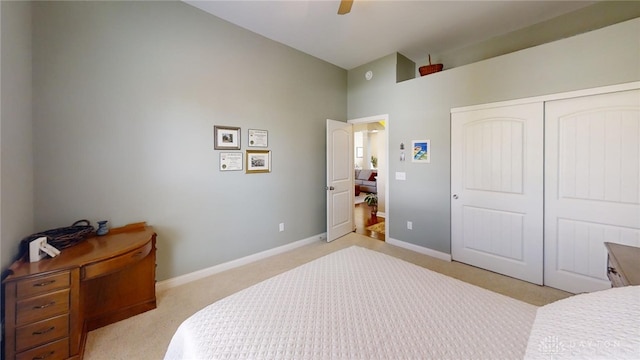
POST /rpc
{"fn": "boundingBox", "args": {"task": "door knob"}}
[326,186,335,191]
[452,194,458,199]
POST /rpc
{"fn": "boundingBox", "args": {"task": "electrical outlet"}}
[279,223,285,232]
[407,221,413,230]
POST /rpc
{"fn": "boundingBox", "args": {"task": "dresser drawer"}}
[16,314,69,352]
[16,289,70,326]
[16,272,70,299]
[82,240,152,280]
[16,337,69,360]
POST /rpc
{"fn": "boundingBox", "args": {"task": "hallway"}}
[354,201,385,241]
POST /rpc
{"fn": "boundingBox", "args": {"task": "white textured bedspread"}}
[164,246,537,359]
[525,285,640,359]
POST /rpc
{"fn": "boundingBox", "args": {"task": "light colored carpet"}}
[366,221,385,233]
[83,232,572,360]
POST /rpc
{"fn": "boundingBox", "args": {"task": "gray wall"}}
[422,1,640,71]
[349,18,640,254]
[348,53,397,118]
[30,1,346,281]
[1,1,34,272]
[2,0,638,283]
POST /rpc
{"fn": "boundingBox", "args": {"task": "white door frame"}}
[348,114,389,240]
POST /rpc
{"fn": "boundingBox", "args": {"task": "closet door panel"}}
[545,89,640,293]
[452,102,544,285]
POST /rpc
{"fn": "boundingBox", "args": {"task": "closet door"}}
[545,89,640,293]
[451,102,544,284]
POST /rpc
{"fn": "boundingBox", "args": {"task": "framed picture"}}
[214,126,241,150]
[219,152,243,171]
[411,139,431,163]
[356,147,363,158]
[246,150,271,173]
[248,129,268,147]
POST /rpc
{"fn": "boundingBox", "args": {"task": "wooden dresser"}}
[3,224,156,360]
[605,242,640,287]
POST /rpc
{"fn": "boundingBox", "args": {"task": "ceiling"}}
[183,0,596,70]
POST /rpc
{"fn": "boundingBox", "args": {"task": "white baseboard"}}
[386,237,452,262]
[156,233,326,292]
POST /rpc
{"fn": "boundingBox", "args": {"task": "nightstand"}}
[605,242,640,287]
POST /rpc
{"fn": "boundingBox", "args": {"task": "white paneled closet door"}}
[451,102,544,285]
[545,89,640,293]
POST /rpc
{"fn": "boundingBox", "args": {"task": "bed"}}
[164,246,639,359]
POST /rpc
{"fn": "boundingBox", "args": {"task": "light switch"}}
[395,172,406,180]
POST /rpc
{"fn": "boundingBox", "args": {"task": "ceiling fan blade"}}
[337,0,353,15]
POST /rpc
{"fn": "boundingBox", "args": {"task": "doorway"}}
[349,115,388,241]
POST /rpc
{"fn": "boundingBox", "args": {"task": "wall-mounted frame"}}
[248,129,268,147]
[411,139,431,163]
[214,126,241,150]
[356,147,363,158]
[219,152,243,171]
[246,150,271,173]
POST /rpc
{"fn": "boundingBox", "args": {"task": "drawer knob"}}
[32,326,55,335]
[33,301,55,310]
[33,280,56,287]
[33,351,55,360]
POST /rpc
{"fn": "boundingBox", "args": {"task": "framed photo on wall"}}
[214,126,241,150]
[248,129,268,147]
[246,150,271,173]
[412,139,431,163]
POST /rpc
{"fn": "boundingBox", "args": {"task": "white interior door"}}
[451,102,544,284]
[545,89,640,293]
[326,119,354,242]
